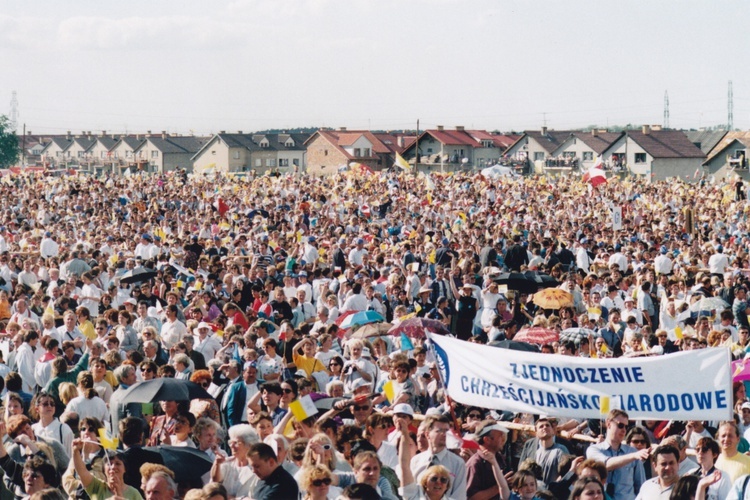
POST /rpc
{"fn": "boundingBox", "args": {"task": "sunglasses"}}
[467,413,482,419]
[428,476,449,484]
[612,422,627,429]
[695,446,712,453]
[80,426,94,432]
[329,362,341,367]
[353,405,370,411]
[282,388,294,394]
[142,368,154,373]
[311,478,332,487]
[37,402,55,408]
[630,439,646,445]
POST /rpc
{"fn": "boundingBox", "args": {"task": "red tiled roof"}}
[312,130,395,159]
[424,129,481,147]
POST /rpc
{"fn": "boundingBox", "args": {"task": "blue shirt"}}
[587,441,645,500]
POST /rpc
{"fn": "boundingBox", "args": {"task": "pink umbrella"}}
[514,327,559,345]
[732,359,750,382]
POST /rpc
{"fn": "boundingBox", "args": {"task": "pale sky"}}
[3,0,749,135]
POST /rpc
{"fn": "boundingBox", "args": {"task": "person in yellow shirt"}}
[715,421,750,483]
[292,337,327,387]
[76,307,97,341]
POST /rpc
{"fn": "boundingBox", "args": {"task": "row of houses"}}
[18,125,750,180]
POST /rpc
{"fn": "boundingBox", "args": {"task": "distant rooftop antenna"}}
[663,91,669,129]
[728,80,734,130]
[8,91,18,132]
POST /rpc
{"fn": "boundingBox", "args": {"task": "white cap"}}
[392,403,414,416]
[197,322,212,330]
[477,423,510,437]
[125,298,137,305]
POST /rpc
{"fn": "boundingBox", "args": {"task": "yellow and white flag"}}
[289,395,319,422]
[394,153,411,171]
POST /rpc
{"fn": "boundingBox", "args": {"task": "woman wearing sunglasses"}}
[397,418,453,500]
[298,464,336,500]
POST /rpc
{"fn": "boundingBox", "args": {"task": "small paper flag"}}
[599,396,610,415]
[674,326,683,340]
[382,380,395,403]
[289,395,318,422]
[98,428,119,450]
[400,332,414,352]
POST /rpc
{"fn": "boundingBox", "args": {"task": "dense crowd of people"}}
[0,168,747,499]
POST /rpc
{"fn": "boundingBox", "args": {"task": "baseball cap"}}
[742,402,750,412]
[125,298,137,305]
[197,322,212,330]
[392,403,414,416]
[477,422,509,437]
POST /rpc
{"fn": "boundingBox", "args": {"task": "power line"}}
[664,90,670,129]
[728,80,734,130]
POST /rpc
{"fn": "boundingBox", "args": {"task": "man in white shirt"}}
[39,232,60,259]
[341,282,368,313]
[194,322,222,361]
[635,445,680,499]
[348,238,368,267]
[654,246,673,276]
[709,245,730,277]
[410,415,467,500]
[160,305,188,350]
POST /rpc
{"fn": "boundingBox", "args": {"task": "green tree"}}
[0,116,19,169]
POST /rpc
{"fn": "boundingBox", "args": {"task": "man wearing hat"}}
[415,285,434,317]
[194,321,222,361]
[467,420,511,500]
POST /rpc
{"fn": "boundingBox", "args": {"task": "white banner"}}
[428,334,732,421]
[612,205,622,231]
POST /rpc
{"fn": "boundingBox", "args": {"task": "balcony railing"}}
[545,158,579,169]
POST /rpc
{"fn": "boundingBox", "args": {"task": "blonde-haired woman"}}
[295,434,345,498]
[298,464,335,500]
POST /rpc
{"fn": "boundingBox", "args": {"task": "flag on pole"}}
[214,197,229,216]
[592,154,604,170]
[400,332,414,351]
[382,380,396,403]
[289,395,319,421]
[394,153,411,171]
[583,168,607,187]
[98,428,119,450]
[693,167,701,179]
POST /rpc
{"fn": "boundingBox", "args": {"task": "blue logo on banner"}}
[432,339,450,385]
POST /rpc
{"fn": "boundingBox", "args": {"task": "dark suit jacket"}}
[120,445,164,492]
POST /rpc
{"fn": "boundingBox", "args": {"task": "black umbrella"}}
[523,270,559,289]
[313,396,346,411]
[492,272,539,294]
[489,339,540,352]
[144,446,212,485]
[119,378,213,404]
[120,266,158,285]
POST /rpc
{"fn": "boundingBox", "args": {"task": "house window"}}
[427,148,433,153]
[285,140,295,147]
[233,151,240,160]
[279,159,289,167]
[635,153,647,164]
[266,158,275,167]
[354,148,361,157]
[101,152,106,159]
[78,151,84,158]
[114,152,119,159]
[255,159,261,167]
[324,150,328,156]
[56,152,61,158]
[583,152,593,161]
[534,152,545,161]
[293,159,299,166]
[211,150,216,155]
[151,151,159,158]
[482,140,493,148]
[363,148,370,157]
[260,141,269,148]
[126,151,132,158]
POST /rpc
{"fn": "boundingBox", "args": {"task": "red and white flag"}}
[592,155,604,170]
[693,167,701,179]
[214,197,229,216]
[360,204,371,217]
[583,168,607,187]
